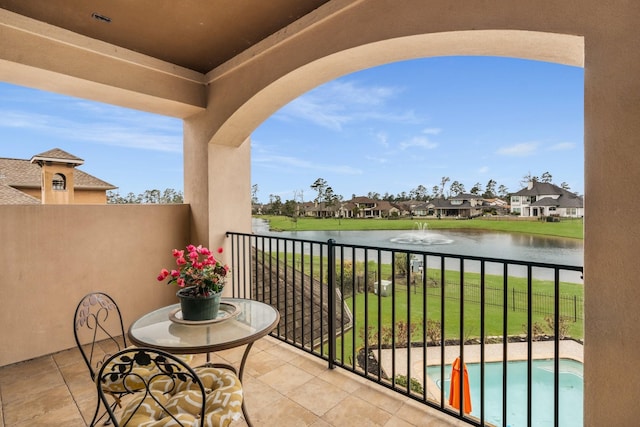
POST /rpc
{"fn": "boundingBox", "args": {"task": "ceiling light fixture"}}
[91,13,111,23]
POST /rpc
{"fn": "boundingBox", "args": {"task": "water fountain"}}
[389,222,454,245]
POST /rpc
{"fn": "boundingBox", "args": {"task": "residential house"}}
[349,196,400,218]
[0,148,116,204]
[423,193,485,218]
[510,181,584,218]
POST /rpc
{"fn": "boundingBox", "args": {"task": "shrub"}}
[395,374,424,394]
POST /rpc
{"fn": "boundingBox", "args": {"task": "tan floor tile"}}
[12,405,86,427]
[253,335,281,351]
[52,347,86,368]
[258,363,314,395]
[250,396,319,427]
[323,395,393,426]
[384,417,416,427]
[264,342,303,363]
[243,348,287,377]
[3,383,77,425]
[318,367,368,393]
[240,374,282,415]
[394,400,469,427]
[288,351,331,376]
[286,376,349,416]
[0,358,64,404]
[352,382,407,414]
[310,418,333,427]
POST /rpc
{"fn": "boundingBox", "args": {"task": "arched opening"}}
[52,173,66,190]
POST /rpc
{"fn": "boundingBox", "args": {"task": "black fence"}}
[226,231,584,427]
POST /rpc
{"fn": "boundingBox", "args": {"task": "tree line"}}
[107,188,183,204]
[253,171,575,215]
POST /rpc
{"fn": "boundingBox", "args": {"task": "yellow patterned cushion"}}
[100,349,194,394]
[119,367,243,427]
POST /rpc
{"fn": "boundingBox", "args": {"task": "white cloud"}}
[0,106,182,152]
[422,128,442,135]
[496,142,539,157]
[365,155,388,164]
[253,154,362,175]
[275,79,419,130]
[478,166,489,174]
[400,136,438,150]
[548,142,576,151]
[374,131,389,147]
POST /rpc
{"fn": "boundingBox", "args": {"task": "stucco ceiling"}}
[0,0,329,74]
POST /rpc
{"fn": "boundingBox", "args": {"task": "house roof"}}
[0,184,40,205]
[513,181,583,209]
[450,193,482,200]
[0,150,117,204]
[513,181,567,197]
[0,0,330,75]
[30,148,84,165]
[531,194,584,208]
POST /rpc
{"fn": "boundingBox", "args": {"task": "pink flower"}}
[200,247,211,255]
[186,244,196,253]
[217,247,224,254]
[170,269,180,278]
[176,257,187,266]
[172,249,184,258]
[189,251,199,261]
[177,278,185,287]
[156,268,170,281]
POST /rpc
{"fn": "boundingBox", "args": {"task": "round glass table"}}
[128,298,279,426]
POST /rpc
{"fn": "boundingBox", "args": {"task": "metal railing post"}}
[327,239,336,369]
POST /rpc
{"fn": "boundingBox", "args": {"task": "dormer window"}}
[52,173,66,190]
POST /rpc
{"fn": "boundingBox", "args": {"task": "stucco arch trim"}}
[208,29,584,148]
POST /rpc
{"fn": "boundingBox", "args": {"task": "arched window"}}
[52,173,66,190]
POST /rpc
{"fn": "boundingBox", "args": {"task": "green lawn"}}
[332,271,584,364]
[258,215,584,239]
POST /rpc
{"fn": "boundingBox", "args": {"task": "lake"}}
[252,218,584,282]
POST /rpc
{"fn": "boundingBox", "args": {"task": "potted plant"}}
[157,244,230,321]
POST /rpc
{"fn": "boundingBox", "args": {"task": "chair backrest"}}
[96,348,207,426]
[74,292,128,380]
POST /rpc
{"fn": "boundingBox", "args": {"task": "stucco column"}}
[583,17,640,424]
[208,137,252,248]
[183,118,210,245]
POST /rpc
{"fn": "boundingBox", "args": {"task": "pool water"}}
[427,359,583,427]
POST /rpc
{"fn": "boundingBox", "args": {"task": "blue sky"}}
[1,56,583,203]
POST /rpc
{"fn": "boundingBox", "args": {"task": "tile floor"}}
[0,336,465,426]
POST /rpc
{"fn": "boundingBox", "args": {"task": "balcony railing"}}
[226,231,584,427]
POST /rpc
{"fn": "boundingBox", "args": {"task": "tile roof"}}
[0,184,40,205]
[0,151,117,204]
[31,148,84,164]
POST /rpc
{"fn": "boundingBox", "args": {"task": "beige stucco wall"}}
[0,204,191,366]
[74,189,109,204]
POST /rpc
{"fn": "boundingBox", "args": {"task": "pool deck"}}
[379,340,584,403]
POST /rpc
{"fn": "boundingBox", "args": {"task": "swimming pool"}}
[427,359,583,427]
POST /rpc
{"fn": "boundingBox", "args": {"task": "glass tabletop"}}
[128,298,280,354]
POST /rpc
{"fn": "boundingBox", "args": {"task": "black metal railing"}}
[226,231,584,427]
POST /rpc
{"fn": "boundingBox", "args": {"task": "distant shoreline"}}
[254,215,584,240]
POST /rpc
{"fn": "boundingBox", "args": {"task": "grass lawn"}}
[258,215,584,240]
[332,271,584,364]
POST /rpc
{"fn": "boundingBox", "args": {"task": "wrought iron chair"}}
[96,347,244,426]
[74,292,132,425]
